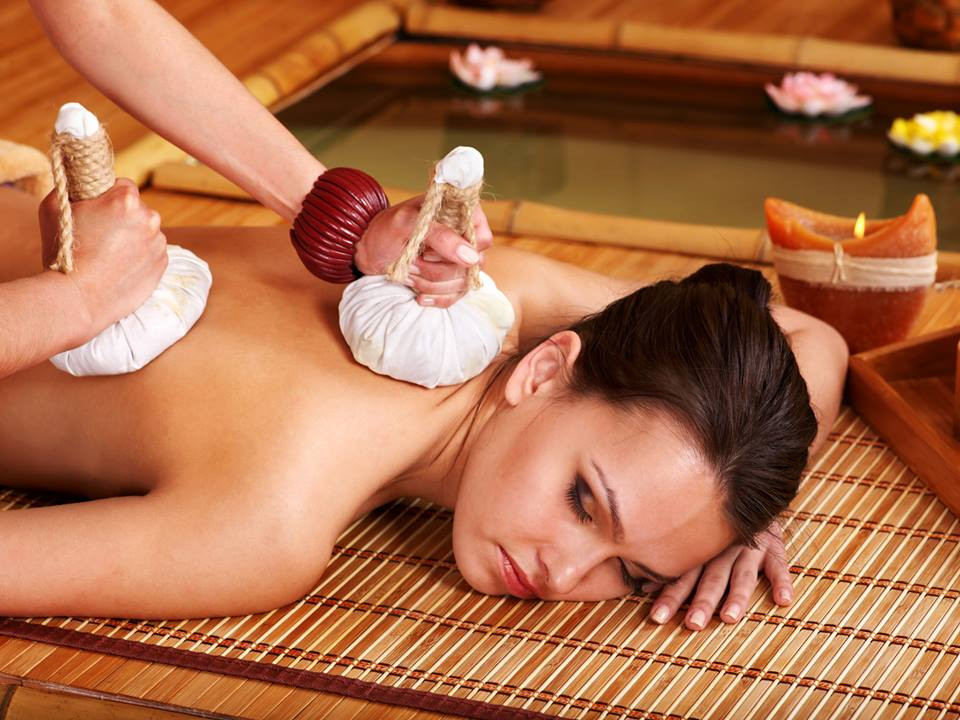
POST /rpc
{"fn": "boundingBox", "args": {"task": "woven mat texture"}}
[1,408,959,720]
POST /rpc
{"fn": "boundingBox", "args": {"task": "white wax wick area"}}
[433,146,484,188]
[55,102,100,139]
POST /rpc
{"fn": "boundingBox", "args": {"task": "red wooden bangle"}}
[289,167,389,283]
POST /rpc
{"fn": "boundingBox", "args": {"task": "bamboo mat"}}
[1,408,958,719]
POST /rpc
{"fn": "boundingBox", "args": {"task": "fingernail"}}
[687,609,705,629]
[456,245,480,264]
[403,278,416,288]
[650,605,668,624]
[777,590,792,604]
[408,264,422,275]
[722,604,740,622]
[420,296,435,306]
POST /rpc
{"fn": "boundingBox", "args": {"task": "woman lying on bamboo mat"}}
[0,181,846,629]
[0,0,843,630]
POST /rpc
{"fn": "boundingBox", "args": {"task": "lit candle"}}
[765,194,937,353]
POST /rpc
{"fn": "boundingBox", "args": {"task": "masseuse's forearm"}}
[29,0,324,221]
[0,272,90,380]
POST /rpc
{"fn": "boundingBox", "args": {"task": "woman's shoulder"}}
[483,245,641,340]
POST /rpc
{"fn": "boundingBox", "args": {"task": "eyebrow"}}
[590,458,682,586]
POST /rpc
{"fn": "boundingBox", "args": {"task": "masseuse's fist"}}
[39,178,168,338]
[354,193,494,309]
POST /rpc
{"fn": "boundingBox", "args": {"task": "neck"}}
[373,362,510,510]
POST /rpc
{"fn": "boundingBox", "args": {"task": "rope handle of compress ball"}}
[48,122,116,273]
[386,164,483,291]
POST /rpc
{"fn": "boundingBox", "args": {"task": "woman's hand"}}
[354,194,494,309]
[38,179,168,339]
[646,521,793,631]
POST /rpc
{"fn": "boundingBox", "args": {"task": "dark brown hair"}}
[563,262,817,546]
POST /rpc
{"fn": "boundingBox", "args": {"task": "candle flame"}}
[854,212,866,239]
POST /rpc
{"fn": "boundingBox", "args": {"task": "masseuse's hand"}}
[646,521,793,631]
[354,193,494,309]
[38,179,168,338]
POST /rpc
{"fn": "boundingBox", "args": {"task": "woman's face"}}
[452,336,736,601]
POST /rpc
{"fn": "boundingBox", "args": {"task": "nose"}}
[539,543,606,597]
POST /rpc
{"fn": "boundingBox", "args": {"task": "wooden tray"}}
[848,324,960,516]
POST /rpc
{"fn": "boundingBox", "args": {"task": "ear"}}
[503,330,582,407]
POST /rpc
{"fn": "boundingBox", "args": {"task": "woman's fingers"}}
[412,259,467,283]
[648,566,701,626]
[717,548,765,623]
[648,522,793,632]
[407,275,471,308]
[404,219,487,308]
[683,544,743,630]
[762,526,794,606]
[472,206,494,252]
[424,221,482,267]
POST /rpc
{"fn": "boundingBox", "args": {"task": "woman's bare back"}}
[2,226,458,487]
[0,195,526,618]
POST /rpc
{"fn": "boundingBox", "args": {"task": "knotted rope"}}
[49,127,115,272]
[772,242,960,292]
[387,163,483,291]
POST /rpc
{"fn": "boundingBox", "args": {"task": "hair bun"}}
[681,262,771,310]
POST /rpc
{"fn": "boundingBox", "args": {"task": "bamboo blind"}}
[1,408,958,719]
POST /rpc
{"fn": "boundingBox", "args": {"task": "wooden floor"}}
[0,1,955,719]
[0,0,363,152]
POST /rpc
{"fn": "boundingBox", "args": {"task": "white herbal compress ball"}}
[50,247,212,375]
[49,103,212,376]
[338,147,515,388]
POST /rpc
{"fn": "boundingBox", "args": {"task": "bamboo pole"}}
[508,200,769,261]
[617,23,799,66]
[405,1,616,48]
[149,159,960,282]
[798,36,960,84]
[403,0,960,86]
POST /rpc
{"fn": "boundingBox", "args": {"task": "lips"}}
[499,546,539,599]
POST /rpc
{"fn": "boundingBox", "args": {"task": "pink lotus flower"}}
[450,44,542,92]
[765,72,872,117]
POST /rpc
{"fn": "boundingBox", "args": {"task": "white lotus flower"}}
[765,72,872,117]
[450,44,542,92]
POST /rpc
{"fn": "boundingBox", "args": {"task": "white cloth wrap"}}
[55,102,101,138]
[434,146,484,188]
[50,246,212,376]
[772,243,937,290]
[339,271,515,388]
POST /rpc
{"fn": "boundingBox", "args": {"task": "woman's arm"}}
[770,303,848,455]
[484,245,643,343]
[0,181,167,380]
[29,0,323,221]
[29,0,493,308]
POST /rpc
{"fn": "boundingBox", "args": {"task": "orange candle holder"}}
[765,194,937,353]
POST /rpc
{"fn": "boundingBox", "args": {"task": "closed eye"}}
[565,474,592,524]
[619,559,647,595]
[567,475,651,595]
